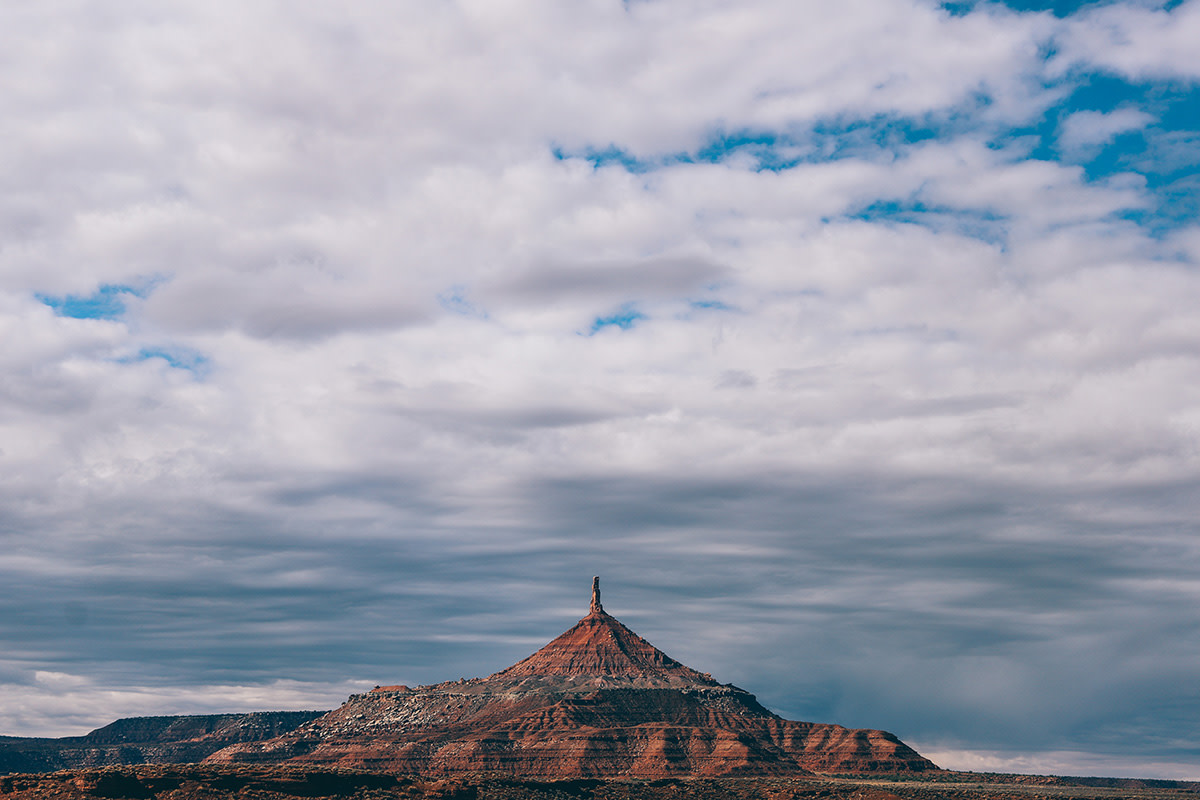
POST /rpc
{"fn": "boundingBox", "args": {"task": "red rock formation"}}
[208,579,936,777]
[494,597,712,685]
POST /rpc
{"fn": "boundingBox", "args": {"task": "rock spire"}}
[491,578,713,684]
[590,576,603,613]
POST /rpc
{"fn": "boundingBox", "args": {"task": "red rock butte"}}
[208,578,937,778]
[494,577,712,686]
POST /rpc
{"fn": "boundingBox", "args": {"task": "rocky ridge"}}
[209,579,935,777]
[0,713,324,775]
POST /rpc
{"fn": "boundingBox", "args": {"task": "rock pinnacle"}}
[590,576,603,613]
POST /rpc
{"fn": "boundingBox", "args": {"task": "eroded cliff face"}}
[209,581,936,778]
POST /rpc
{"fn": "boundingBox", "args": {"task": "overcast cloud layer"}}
[2,0,1199,781]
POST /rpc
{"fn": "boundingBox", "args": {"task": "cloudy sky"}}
[2,0,1199,781]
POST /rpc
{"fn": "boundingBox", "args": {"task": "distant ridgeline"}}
[0,713,324,774]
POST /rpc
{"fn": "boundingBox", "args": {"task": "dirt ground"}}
[1,765,1196,800]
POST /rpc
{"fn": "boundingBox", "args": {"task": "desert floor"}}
[2,766,1198,800]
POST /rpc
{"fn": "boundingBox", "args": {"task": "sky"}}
[1,0,1199,782]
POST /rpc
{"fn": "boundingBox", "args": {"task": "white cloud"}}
[1058,107,1156,157]
[1057,0,1200,82]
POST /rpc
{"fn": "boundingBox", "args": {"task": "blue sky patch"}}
[942,0,1118,16]
[38,283,146,320]
[553,29,1197,243]
[808,115,945,160]
[1044,76,1198,231]
[688,299,734,312]
[1066,74,1148,113]
[553,144,660,173]
[849,200,1011,245]
[692,130,803,171]
[437,286,487,319]
[119,347,210,377]
[556,119,948,176]
[588,305,646,334]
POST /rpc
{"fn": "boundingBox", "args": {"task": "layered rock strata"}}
[209,579,935,777]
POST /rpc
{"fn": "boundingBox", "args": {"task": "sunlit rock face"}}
[208,580,937,778]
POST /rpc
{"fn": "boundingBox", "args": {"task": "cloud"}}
[0,671,366,739]
[1056,0,1200,82]
[1058,107,1156,157]
[143,269,431,340]
[0,0,1197,781]
[493,256,728,306]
